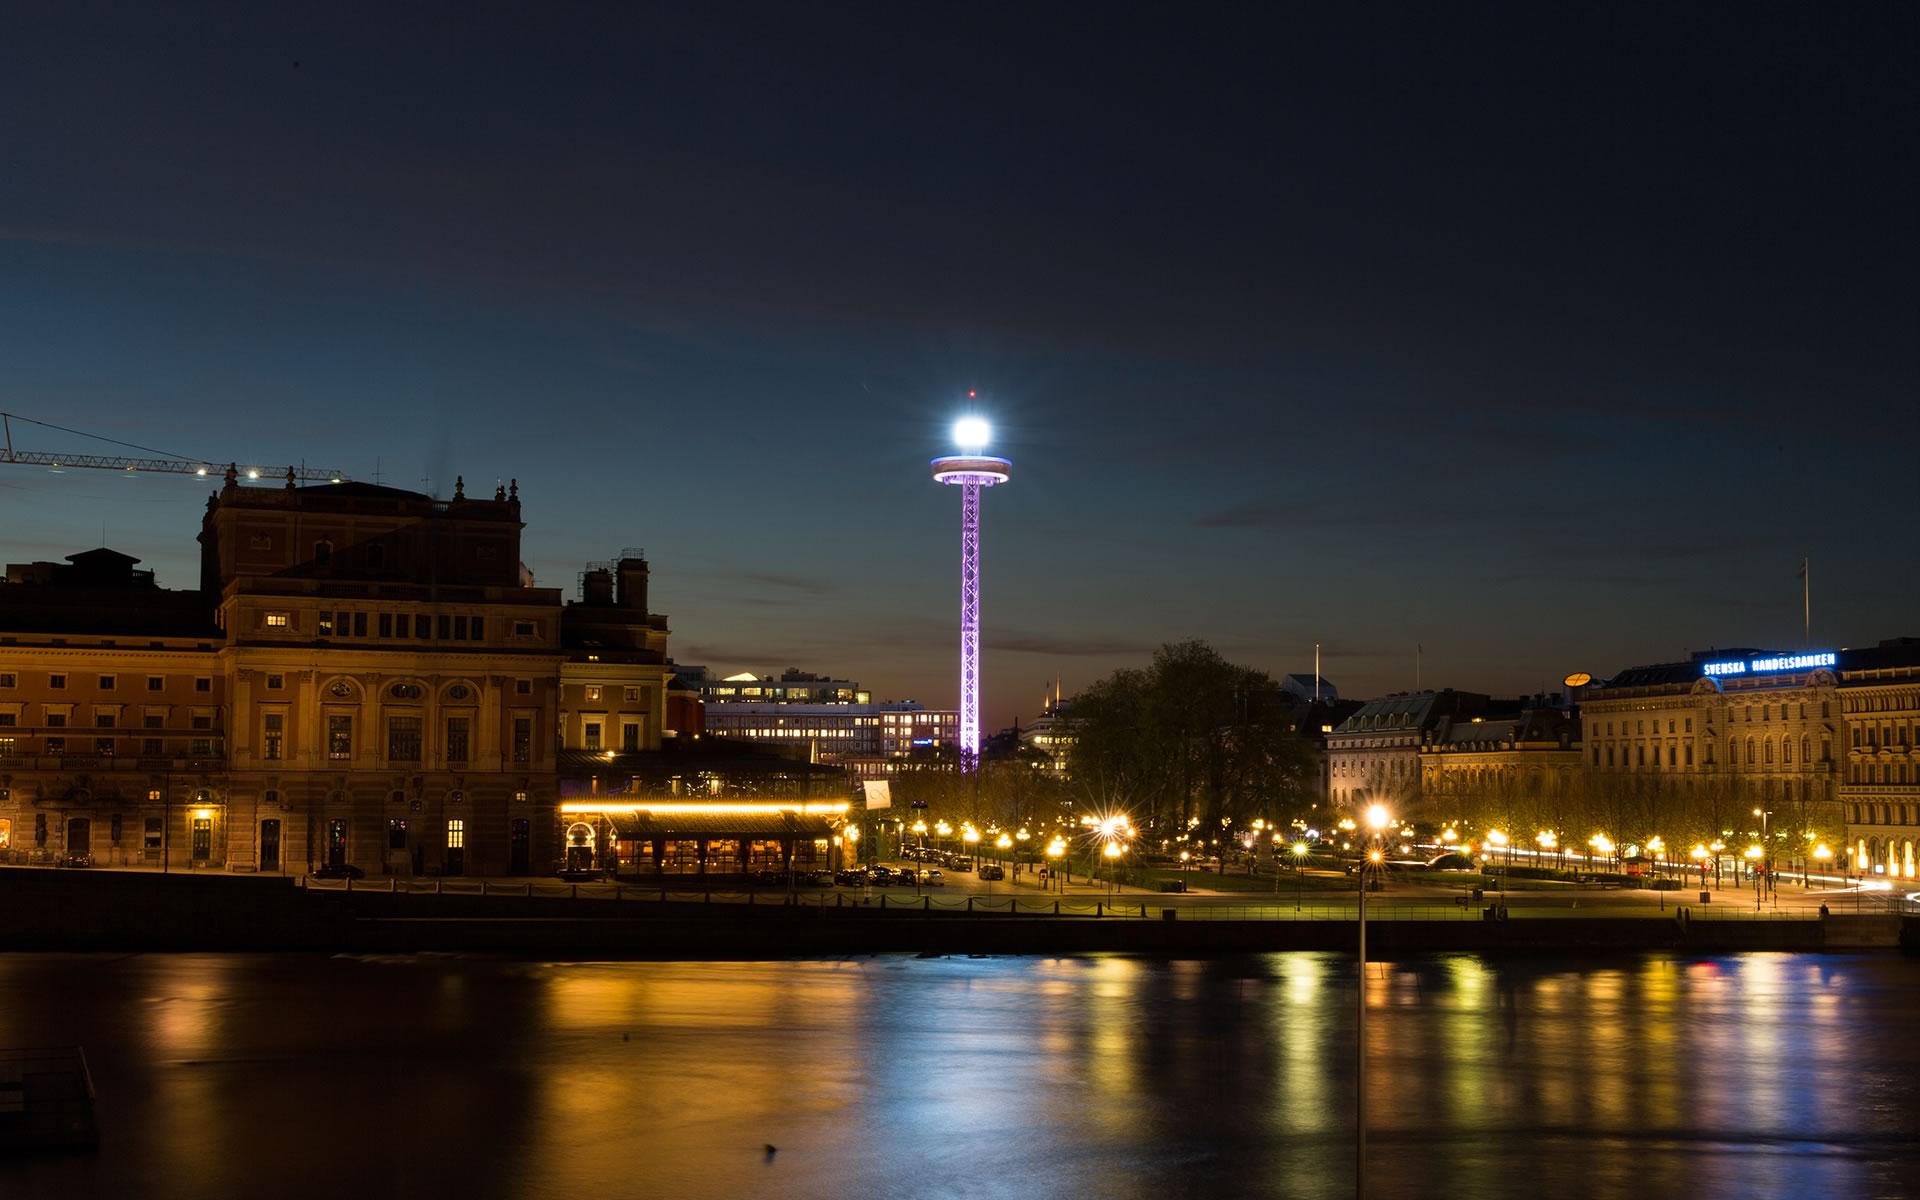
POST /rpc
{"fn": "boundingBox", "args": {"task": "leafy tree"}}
[1068,640,1316,839]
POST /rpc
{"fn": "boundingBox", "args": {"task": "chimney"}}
[582,567,614,605]
[616,556,649,611]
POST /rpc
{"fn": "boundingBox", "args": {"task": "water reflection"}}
[1,951,1915,1200]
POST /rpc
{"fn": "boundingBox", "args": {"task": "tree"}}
[1068,640,1316,842]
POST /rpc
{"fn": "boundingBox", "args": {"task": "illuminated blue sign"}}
[1701,651,1835,678]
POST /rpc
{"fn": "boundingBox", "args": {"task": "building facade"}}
[0,473,682,878]
[1836,639,1920,879]
[1579,648,1845,876]
[1419,704,1581,832]
[1326,690,1497,817]
[683,666,958,778]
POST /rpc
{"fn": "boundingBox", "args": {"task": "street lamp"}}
[1753,807,1773,908]
[1745,844,1764,911]
[962,824,980,872]
[1691,843,1709,894]
[1813,842,1833,889]
[1291,840,1310,911]
[1102,838,1122,902]
[1357,803,1391,1200]
[994,832,1013,896]
[1046,836,1066,892]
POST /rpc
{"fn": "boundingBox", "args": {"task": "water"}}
[2,952,1917,1200]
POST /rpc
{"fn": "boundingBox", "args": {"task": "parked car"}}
[57,852,92,868]
[948,858,973,873]
[556,866,601,882]
[311,863,365,880]
[1425,852,1476,871]
[897,868,919,885]
[923,870,945,887]
[870,866,896,886]
[978,864,1005,881]
[834,869,869,887]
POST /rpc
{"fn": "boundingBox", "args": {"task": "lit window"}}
[264,613,290,628]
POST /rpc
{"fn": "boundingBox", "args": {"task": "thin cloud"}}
[993,630,1162,657]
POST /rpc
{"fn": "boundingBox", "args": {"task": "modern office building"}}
[683,666,958,778]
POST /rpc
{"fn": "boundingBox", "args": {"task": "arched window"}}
[1801,735,1811,764]
[1764,738,1774,765]
[1745,737,1756,765]
[1782,737,1792,765]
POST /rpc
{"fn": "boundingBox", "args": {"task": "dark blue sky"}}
[3,4,1914,728]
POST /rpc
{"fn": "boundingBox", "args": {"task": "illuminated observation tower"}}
[931,412,1011,772]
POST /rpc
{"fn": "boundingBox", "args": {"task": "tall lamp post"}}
[963,825,980,875]
[1357,803,1390,1200]
[1102,839,1121,902]
[994,832,1013,897]
[1047,837,1066,892]
[1292,840,1310,912]
[911,820,928,894]
[1753,807,1773,907]
[1745,844,1764,910]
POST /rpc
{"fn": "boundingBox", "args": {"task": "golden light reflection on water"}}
[5,951,1905,1200]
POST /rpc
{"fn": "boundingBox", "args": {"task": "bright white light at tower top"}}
[952,416,991,451]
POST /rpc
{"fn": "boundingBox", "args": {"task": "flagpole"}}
[1314,643,1320,702]
[1803,558,1811,647]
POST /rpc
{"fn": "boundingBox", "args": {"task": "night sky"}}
[3,5,1914,729]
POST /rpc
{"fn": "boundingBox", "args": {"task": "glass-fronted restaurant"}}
[558,747,855,878]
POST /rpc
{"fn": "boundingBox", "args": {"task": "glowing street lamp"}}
[1046,836,1067,892]
[1356,805,1392,1200]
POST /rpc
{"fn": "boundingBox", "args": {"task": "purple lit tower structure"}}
[931,414,1011,771]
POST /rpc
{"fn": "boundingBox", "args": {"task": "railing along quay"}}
[299,876,1844,922]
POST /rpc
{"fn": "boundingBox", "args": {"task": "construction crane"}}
[1,411,348,483]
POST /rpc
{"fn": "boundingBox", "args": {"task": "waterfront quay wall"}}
[2,868,1907,956]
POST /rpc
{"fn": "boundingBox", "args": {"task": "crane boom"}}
[1,412,347,482]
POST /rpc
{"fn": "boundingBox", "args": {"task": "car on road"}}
[870,866,897,886]
[923,870,945,886]
[897,867,919,885]
[948,858,973,873]
[1425,852,1476,871]
[978,864,1005,881]
[310,863,365,880]
[834,869,869,887]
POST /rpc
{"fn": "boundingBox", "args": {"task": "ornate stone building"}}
[1836,639,1920,879]
[0,471,670,877]
[1326,690,1499,819]
[1581,649,1844,874]
[1419,704,1581,831]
